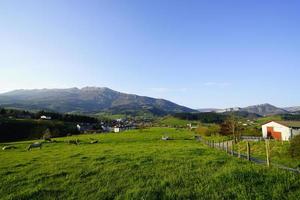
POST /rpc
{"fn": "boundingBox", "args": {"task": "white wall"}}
[262,121,292,141]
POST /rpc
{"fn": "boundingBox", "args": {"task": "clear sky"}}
[0,0,299,109]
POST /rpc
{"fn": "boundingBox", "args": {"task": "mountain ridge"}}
[0,87,196,115]
[198,103,292,116]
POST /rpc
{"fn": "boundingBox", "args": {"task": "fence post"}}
[222,140,224,150]
[231,141,234,156]
[213,140,215,148]
[226,141,229,153]
[247,142,251,161]
[265,139,270,167]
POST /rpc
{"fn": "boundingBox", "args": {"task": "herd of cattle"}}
[1,138,99,151]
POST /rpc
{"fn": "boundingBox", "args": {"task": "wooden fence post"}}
[231,141,234,156]
[222,140,224,150]
[238,144,241,158]
[265,139,270,167]
[226,141,229,153]
[247,142,251,161]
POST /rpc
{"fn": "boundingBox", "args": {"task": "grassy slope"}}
[0,128,300,200]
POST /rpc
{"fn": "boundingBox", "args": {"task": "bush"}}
[195,124,221,136]
[195,126,209,136]
[42,129,52,140]
[289,135,300,158]
[206,124,221,136]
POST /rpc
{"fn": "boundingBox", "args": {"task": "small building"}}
[114,127,120,133]
[262,121,300,141]
[76,124,81,131]
[187,123,198,129]
[40,115,52,120]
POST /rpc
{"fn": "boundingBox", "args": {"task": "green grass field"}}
[1,128,300,200]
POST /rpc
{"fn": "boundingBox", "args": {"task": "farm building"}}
[262,121,300,141]
[40,115,51,120]
[114,127,121,133]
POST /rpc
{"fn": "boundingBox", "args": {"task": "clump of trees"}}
[0,107,99,123]
[195,124,220,136]
[282,114,300,121]
[0,118,80,142]
[173,113,226,124]
[219,115,242,142]
[289,135,300,158]
[36,111,99,123]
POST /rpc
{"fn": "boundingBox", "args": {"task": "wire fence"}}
[198,137,300,174]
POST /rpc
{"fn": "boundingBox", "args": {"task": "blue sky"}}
[0,0,299,108]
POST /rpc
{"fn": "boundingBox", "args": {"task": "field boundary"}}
[200,138,300,174]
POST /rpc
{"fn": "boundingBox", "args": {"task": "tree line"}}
[0,108,99,123]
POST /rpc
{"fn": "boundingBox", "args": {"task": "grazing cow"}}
[27,142,43,151]
[90,140,99,144]
[2,146,16,150]
[162,136,170,141]
[195,136,202,141]
[68,139,79,145]
[89,138,99,144]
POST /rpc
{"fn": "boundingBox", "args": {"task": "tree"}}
[289,135,300,158]
[0,108,6,115]
[220,114,241,142]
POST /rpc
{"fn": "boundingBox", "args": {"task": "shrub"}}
[206,124,221,136]
[42,129,52,140]
[289,135,300,158]
[195,126,209,136]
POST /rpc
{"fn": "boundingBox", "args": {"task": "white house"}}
[76,124,81,131]
[114,127,120,133]
[262,121,300,141]
[40,115,52,120]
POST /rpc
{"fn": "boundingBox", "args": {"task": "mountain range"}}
[198,103,300,116]
[0,87,196,115]
[0,87,299,117]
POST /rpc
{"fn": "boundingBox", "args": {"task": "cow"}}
[27,142,43,151]
[2,146,16,150]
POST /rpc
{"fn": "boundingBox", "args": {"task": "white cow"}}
[2,146,16,150]
[27,142,43,151]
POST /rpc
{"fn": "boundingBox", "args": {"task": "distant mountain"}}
[0,87,196,115]
[283,106,300,113]
[199,103,289,116]
[241,103,288,116]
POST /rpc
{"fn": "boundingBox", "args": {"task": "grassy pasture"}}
[1,128,300,200]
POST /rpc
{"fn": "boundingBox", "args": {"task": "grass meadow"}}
[1,128,300,200]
